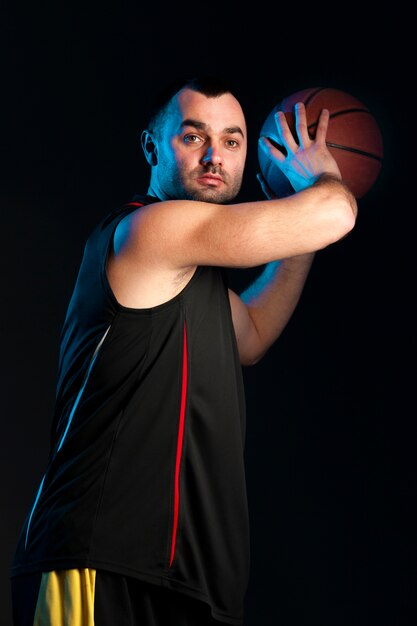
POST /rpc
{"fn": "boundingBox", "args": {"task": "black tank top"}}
[11,195,250,625]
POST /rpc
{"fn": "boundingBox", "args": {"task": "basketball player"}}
[11,75,357,626]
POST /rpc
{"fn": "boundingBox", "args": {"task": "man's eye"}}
[184,134,202,144]
[227,139,239,148]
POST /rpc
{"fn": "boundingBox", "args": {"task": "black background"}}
[2,3,414,625]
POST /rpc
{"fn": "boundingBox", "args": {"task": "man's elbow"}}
[324,184,358,244]
[336,178,358,223]
[241,349,267,367]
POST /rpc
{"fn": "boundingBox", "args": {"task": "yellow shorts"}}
[12,567,218,625]
[33,569,96,626]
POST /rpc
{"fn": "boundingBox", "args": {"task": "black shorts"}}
[11,569,221,626]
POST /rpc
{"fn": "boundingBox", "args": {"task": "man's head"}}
[141,75,247,203]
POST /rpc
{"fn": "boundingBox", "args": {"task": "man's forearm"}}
[240,253,315,360]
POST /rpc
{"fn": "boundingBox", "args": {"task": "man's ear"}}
[141,130,158,166]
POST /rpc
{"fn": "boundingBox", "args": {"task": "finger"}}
[314,108,330,144]
[274,110,298,154]
[294,102,312,147]
[258,135,286,162]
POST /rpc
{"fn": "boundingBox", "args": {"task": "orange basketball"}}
[258,87,384,199]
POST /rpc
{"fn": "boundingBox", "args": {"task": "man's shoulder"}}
[130,193,159,206]
[97,194,158,232]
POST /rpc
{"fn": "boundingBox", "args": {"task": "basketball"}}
[258,87,384,199]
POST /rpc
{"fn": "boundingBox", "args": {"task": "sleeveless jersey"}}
[11,195,250,625]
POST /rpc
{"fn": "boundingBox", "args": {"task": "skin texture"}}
[106,88,357,365]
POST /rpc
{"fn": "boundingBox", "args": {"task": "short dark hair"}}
[146,75,237,136]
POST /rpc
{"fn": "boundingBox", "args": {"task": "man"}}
[11,75,357,625]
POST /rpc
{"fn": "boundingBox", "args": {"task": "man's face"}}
[151,88,247,203]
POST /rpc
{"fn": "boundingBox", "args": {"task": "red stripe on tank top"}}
[169,320,188,567]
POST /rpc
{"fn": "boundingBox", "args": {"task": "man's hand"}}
[258,102,342,193]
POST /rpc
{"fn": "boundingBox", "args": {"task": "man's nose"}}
[201,144,222,167]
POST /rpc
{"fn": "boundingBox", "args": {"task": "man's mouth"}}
[196,174,224,186]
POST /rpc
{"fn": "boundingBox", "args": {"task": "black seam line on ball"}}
[307,108,371,126]
[304,87,326,106]
[329,107,371,118]
[325,142,383,162]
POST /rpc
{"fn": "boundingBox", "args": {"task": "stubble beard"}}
[177,166,243,204]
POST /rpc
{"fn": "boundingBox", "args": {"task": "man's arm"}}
[116,174,356,272]
[228,254,314,366]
